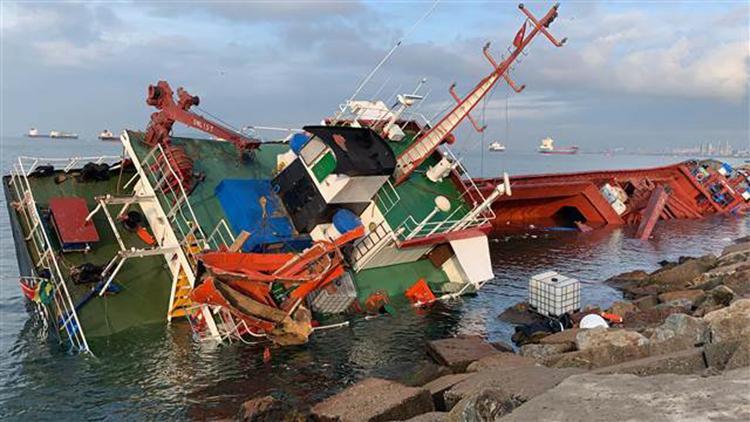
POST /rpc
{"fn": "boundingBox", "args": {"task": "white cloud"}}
[523,7,749,102]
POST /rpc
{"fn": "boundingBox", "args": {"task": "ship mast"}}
[392,3,566,185]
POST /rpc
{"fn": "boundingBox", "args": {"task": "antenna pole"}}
[331,1,440,124]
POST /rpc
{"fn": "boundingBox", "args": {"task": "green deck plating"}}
[9,168,172,339]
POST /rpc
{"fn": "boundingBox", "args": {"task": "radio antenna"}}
[331,0,440,124]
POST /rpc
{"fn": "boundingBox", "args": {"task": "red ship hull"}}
[472,160,749,238]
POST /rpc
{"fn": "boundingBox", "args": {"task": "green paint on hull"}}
[378,134,471,235]
[352,259,449,302]
[14,167,172,338]
[128,131,288,241]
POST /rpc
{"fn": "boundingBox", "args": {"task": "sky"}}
[1,0,748,152]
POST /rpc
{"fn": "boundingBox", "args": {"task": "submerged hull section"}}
[473,160,750,235]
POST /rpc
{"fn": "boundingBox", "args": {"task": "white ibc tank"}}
[528,271,581,317]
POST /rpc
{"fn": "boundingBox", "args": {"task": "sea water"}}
[1,135,747,419]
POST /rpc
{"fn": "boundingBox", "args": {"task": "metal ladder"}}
[8,158,93,354]
[393,72,504,184]
[392,3,566,185]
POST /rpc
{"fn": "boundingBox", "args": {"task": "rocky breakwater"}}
[234,239,750,421]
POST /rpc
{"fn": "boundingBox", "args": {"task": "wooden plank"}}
[228,230,250,252]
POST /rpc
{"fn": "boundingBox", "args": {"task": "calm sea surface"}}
[1,135,748,420]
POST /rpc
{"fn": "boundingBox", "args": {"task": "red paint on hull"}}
[471,160,750,235]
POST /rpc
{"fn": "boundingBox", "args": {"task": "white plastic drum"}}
[580,314,609,329]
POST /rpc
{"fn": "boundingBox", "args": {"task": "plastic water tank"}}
[290,133,310,154]
[332,209,362,234]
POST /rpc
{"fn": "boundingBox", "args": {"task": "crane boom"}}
[144,80,261,152]
[392,3,565,185]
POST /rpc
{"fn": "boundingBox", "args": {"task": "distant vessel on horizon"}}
[98,129,119,141]
[25,128,47,138]
[538,137,578,155]
[49,130,79,139]
[488,141,506,152]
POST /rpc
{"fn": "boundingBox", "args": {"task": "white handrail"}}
[12,157,91,354]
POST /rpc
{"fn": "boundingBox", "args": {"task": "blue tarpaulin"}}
[215,179,310,252]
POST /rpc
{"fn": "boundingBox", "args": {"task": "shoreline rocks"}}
[235,238,750,421]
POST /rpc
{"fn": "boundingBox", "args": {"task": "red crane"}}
[144,80,260,153]
[392,3,566,185]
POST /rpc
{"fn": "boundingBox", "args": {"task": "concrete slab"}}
[443,366,584,410]
[500,369,750,422]
[426,336,499,372]
[311,378,433,422]
[592,348,706,376]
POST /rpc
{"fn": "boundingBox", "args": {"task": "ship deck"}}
[5,167,172,339]
[377,135,473,237]
[128,131,290,249]
[127,132,462,298]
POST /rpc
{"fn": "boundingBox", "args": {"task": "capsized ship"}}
[473,160,750,238]
[4,3,565,354]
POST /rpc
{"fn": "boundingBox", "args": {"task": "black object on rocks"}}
[512,314,573,346]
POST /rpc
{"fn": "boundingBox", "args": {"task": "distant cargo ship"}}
[538,137,578,154]
[49,130,79,139]
[489,141,506,152]
[98,130,119,141]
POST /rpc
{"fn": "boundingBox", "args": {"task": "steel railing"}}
[5,156,124,354]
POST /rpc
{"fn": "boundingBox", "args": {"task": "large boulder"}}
[692,285,736,317]
[237,395,304,422]
[648,313,708,355]
[705,338,750,370]
[604,270,650,291]
[721,269,750,297]
[400,363,452,387]
[632,295,658,310]
[519,343,574,362]
[608,301,637,316]
[721,240,750,257]
[575,328,649,351]
[499,369,750,421]
[443,366,584,411]
[497,302,545,325]
[423,373,474,411]
[703,299,750,343]
[545,343,650,370]
[647,255,717,287]
[591,348,706,376]
[622,304,689,329]
[445,388,521,422]
[465,352,537,373]
[311,378,433,422]
[427,336,499,372]
[657,289,705,307]
[726,338,750,370]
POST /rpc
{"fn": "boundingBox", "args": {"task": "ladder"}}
[168,269,193,319]
[393,3,566,185]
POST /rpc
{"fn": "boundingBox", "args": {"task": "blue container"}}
[290,133,310,154]
[332,209,362,234]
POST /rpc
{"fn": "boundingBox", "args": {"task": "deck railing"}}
[374,179,401,215]
[5,156,124,354]
[138,144,226,265]
[206,219,236,250]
